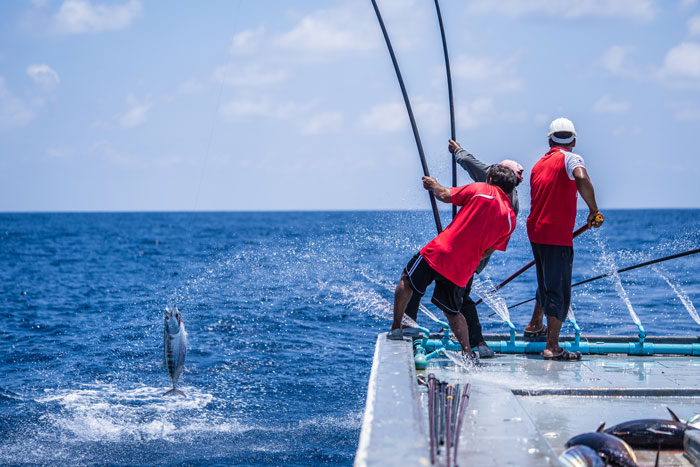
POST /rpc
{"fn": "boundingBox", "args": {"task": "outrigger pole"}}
[433,0,457,220]
[507,247,700,310]
[371,0,443,233]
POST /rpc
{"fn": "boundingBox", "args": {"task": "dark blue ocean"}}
[1,210,699,465]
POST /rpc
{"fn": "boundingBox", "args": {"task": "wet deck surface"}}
[356,335,700,466]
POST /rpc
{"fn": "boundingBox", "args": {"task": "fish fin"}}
[162,388,186,397]
[596,422,606,432]
[667,406,681,422]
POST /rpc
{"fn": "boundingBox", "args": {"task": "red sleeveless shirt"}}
[526,147,578,246]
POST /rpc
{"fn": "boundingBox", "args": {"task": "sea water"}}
[1,209,699,465]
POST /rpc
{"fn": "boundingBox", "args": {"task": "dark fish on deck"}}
[163,305,187,397]
[603,408,698,450]
[565,424,638,467]
[559,444,605,467]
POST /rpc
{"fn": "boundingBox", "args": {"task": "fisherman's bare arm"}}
[573,167,604,229]
[422,176,451,203]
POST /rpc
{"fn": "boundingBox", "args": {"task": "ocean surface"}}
[1,209,699,466]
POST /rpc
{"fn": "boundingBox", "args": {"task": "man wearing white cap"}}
[524,118,604,360]
[403,139,524,359]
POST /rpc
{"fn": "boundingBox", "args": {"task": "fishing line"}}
[505,247,700,311]
[433,0,457,220]
[193,0,242,211]
[370,0,443,233]
[475,223,592,306]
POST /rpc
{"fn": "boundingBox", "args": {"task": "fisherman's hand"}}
[588,211,604,229]
[448,139,461,154]
[422,176,439,191]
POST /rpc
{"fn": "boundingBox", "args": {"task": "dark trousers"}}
[531,242,574,322]
[404,276,484,348]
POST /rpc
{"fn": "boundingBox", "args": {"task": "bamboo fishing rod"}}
[474,223,591,306]
[433,0,457,220]
[506,247,700,310]
[370,0,443,234]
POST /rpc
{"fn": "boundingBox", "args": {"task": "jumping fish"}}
[559,445,605,467]
[565,424,638,467]
[602,408,698,450]
[163,305,187,397]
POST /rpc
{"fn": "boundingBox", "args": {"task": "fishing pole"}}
[506,247,700,310]
[370,0,443,233]
[433,0,457,220]
[475,222,593,305]
[445,384,454,467]
[452,383,471,463]
[428,374,437,464]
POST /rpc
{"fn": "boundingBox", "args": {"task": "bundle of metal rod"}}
[427,374,437,464]
[445,385,454,467]
[453,383,471,466]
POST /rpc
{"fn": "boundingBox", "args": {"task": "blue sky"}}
[1,0,699,211]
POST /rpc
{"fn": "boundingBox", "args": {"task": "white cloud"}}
[52,0,142,35]
[302,112,343,135]
[456,97,496,129]
[689,15,700,37]
[359,102,408,133]
[359,96,517,134]
[26,64,60,89]
[659,42,700,80]
[272,5,376,57]
[674,107,700,120]
[230,26,266,55]
[593,95,631,113]
[451,54,523,92]
[119,94,151,128]
[600,45,635,75]
[220,97,314,121]
[47,147,73,158]
[177,79,205,94]
[467,0,657,22]
[212,63,288,87]
[0,77,35,131]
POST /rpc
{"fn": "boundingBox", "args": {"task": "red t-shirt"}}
[420,182,516,287]
[527,147,578,246]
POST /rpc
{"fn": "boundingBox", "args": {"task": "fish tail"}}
[162,388,186,397]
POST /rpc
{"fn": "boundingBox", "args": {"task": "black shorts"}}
[532,242,573,322]
[403,253,465,314]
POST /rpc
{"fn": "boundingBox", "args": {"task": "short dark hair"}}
[486,165,517,194]
[549,131,576,147]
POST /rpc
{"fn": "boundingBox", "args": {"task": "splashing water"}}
[358,270,446,327]
[593,231,643,326]
[442,350,477,372]
[652,266,700,326]
[471,277,510,323]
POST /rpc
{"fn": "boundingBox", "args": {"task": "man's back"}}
[527,148,579,246]
[421,182,515,287]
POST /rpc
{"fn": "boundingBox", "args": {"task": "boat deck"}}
[355,334,700,466]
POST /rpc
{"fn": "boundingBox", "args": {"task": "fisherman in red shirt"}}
[524,118,604,360]
[387,165,518,361]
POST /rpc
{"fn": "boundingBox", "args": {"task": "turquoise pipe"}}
[417,337,700,356]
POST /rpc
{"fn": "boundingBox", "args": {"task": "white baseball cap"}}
[547,117,577,144]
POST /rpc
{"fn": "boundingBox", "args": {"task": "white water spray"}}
[471,277,510,323]
[358,270,446,326]
[593,232,643,327]
[652,266,700,326]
